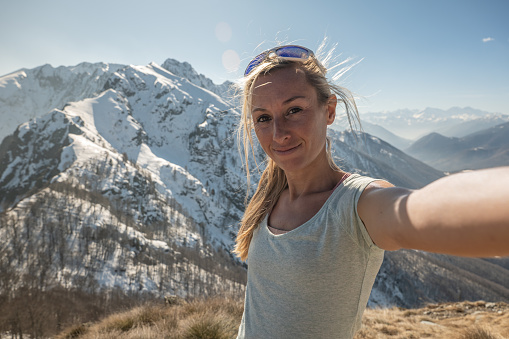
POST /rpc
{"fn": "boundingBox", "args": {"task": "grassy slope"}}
[55,298,509,339]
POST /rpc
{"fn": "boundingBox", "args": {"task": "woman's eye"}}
[256,115,271,123]
[288,107,302,115]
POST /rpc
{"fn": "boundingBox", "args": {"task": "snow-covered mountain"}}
[0,60,508,309]
[160,59,234,98]
[0,62,124,143]
[0,61,246,299]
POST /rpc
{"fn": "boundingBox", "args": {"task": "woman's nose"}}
[273,119,290,142]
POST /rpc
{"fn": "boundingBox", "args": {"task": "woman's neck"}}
[284,163,345,201]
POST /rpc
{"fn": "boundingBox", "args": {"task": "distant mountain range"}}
[405,122,509,172]
[333,106,509,171]
[0,59,508,308]
[358,107,509,140]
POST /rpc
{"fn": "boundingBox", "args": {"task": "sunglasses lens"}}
[276,46,311,59]
[244,45,313,76]
[244,52,267,76]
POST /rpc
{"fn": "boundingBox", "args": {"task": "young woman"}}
[233,45,509,338]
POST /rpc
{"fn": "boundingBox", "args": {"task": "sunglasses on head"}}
[244,45,315,77]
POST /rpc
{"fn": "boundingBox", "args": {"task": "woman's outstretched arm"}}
[358,166,509,257]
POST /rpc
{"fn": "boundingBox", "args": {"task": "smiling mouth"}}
[272,144,301,154]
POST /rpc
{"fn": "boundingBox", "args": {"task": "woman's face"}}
[250,66,337,174]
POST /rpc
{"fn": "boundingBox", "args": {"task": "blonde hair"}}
[233,45,360,261]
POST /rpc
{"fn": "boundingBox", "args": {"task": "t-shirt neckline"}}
[265,173,352,236]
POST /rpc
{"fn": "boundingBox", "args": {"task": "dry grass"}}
[55,296,243,339]
[355,301,509,339]
[56,299,509,339]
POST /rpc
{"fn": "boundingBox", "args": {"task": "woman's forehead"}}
[253,66,306,86]
[251,67,315,102]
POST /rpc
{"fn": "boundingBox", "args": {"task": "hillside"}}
[330,130,443,189]
[374,250,509,308]
[332,118,413,151]
[0,61,249,303]
[49,297,508,339]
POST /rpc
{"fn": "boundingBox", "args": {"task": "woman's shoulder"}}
[342,173,381,189]
[325,174,375,210]
[333,174,392,210]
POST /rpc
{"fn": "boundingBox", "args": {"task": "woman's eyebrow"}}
[251,96,309,114]
[251,106,266,114]
[283,95,307,105]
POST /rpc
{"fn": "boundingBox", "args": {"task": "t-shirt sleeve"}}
[340,175,383,252]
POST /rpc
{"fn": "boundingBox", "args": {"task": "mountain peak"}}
[161,58,196,75]
[407,132,456,152]
[161,58,233,97]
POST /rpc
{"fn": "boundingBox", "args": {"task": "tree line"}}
[0,157,246,338]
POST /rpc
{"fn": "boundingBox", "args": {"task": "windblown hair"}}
[233,44,360,261]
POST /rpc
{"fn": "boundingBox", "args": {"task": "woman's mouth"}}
[272,144,301,155]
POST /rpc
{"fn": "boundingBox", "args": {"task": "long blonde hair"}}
[233,45,360,261]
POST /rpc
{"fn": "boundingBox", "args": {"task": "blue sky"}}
[1,0,508,113]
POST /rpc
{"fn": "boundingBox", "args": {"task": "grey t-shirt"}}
[237,174,384,339]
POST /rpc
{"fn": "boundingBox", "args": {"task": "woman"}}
[233,45,509,338]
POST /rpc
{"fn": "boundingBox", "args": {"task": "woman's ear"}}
[326,95,337,125]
